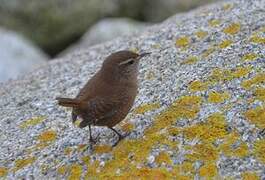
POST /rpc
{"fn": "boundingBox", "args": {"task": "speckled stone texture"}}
[0,0,264,179]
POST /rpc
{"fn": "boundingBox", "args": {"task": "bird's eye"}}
[127,60,134,65]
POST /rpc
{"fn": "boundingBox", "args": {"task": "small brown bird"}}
[56,50,150,145]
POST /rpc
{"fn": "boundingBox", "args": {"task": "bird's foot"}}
[89,133,100,145]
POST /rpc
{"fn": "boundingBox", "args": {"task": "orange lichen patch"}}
[241,73,265,90]
[208,19,221,27]
[201,47,215,58]
[145,71,156,80]
[242,172,259,180]
[57,165,68,175]
[245,106,265,129]
[94,145,112,154]
[186,143,219,162]
[13,157,36,172]
[253,139,265,163]
[250,35,265,44]
[167,127,181,136]
[68,164,83,180]
[181,56,199,65]
[176,36,190,48]
[134,103,160,114]
[218,40,233,49]
[155,152,172,165]
[20,116,45,129]
[208,91,230,103]
[223,23,241,35]
[219,132,249,158]
[254,88,265,101]
[38,130,57,143]
[0,167,8,177]
[222,3,233,11]
[199,163,218,178]
[120,122,134,133]
[188,80,208,92]
[242,53,258,61]
[183,113,228,142]
[195,31,208,39]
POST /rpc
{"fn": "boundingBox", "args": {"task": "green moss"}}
[20,116,45,129]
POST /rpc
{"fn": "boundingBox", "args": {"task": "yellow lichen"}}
[38,130,57,142]
[201,47,215,58]
[219,40,233,49]
[242,53,258,61]
[208,19,221,27]
[145,71,156,80]
[186,143,219,162]
[176,36,190,48]
[231,66,252,78]
[254,139,265,163]
[64,147,73,156]
[222,3,233,11]
[181,56,199,65]
[58,165,68,175]
[219,132,249,158]
[254,88,265,101]
[245,106,265,129]
[0,167,8,177]
[155,152,172,165]
[68,164,83,180]
[208,91,230,103]
[20,116,45,129]
[173,161,195,175]
[120,122,135,133]
[82,156,90,165]
[223,23,241,35]
[134,103,160,114]
[195,31,208,39]
[199,163,218,178]
[183,113,228,142]
[241,73,265,90]
[250,35,265,44]
[94,145,112,154]
[188,80,208,92]
[13,157,36,172]
[242,172,259,180]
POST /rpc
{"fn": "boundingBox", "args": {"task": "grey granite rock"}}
[0,28,48,83]
[0,0,264,179]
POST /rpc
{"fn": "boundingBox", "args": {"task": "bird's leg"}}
[88,124,99,144]
[109,127,127,146]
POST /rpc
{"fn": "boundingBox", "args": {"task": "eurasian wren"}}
[56,50,150,145]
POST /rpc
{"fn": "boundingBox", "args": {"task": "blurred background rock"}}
[0,0,218,82]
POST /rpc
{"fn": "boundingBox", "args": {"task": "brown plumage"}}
[56,50,150,145]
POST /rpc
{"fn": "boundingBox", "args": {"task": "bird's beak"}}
[138,52,151,59]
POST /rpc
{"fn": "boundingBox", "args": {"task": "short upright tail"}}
[56,97,81,108]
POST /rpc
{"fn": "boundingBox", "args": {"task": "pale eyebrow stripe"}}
[118,59,134,66]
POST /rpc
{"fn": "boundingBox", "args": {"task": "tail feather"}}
[56,97,81,108]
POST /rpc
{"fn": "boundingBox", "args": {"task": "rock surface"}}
[0,0,265,179]
[0,28,48,83]
[60,18,148,56]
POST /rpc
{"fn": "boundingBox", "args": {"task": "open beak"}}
[138,52,151,59]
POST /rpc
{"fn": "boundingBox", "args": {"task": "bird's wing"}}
[79,97,118,127]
